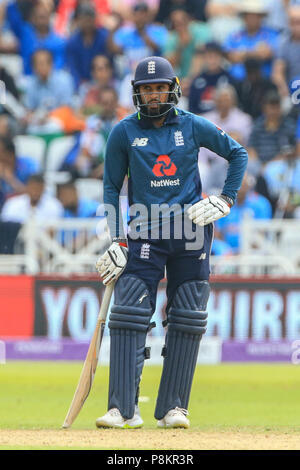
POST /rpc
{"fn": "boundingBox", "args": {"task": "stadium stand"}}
[0,0,300,275]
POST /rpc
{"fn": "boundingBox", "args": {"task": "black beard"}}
[143,102,172,118]
[148,106,161,117]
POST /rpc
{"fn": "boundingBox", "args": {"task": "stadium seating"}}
[45,135,76,171]
[14,135,47,169]
[0,54,23,80]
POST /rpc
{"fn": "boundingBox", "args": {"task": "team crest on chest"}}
[174,130,184,146]
[140,243,150,259]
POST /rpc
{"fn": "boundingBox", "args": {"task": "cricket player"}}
[95,56,248,429]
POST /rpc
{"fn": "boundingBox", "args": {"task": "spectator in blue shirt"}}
[57,181,99,218]
[0,135,40,207]
[108,2,168,77]
[224,1,279,81]
[66,3,109,88]
[22,49,75,134]
[24,49,75,111]
[56,180,102,246]
[247,90,297,173]
[188,41,233,115]
[214,173,272,253]
[5,1,66,75]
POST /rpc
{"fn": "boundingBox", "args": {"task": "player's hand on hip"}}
[95,240,128,285]
[187,195,231,226]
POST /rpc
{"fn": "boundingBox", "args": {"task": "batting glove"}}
[187,195,232,226]
[96,239,128,285]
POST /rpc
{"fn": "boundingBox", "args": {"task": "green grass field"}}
[0,361,300,449]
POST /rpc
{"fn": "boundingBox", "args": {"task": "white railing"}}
[1,216,300,275]
[210,216,300,276]
[241,217,300,259]
[0,255,39,274]
[0,217,110,274]
[210,254,296,276]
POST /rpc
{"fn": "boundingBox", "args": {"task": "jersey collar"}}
[137,108,179,129]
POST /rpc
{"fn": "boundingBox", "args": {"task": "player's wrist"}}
[220,194,234,208]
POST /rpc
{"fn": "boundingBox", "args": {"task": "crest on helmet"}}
[147,61,156,74]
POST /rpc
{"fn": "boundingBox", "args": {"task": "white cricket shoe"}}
[157,407,190,429]
[96,406,143,429]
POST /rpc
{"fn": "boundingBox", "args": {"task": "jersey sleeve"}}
[192,115,248,203]
[6,1,25,39]
[103,121,129,238]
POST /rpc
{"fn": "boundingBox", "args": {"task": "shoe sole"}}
[158,424,189,429]
[157,421,190,429]
[96,424,144,429]
[124,423,144,429]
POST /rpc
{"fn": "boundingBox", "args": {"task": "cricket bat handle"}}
[98,281,115,322]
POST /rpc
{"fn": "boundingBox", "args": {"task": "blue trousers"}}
[122,223,213,313]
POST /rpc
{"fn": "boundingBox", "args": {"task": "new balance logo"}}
[148,61,155,74]
[132,137,148,147]
[174,130,184,146]
[140,243,150,259]
[199,253,206,260]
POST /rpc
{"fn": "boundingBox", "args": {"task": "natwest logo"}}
[151,178,180,188]
[152,155,177,177]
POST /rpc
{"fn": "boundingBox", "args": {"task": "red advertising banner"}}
[0,276,34,337]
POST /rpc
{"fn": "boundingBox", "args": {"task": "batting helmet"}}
[132,56,182,118]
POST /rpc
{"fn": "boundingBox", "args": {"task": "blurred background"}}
[0,0,300,365]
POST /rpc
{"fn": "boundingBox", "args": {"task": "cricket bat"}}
[62,282,115,429]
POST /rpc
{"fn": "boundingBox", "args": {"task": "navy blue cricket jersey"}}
[103,107,248,237]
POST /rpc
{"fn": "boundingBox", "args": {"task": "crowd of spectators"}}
[1,0,300,256]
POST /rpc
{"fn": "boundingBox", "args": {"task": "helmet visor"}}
[133,88,175,118]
